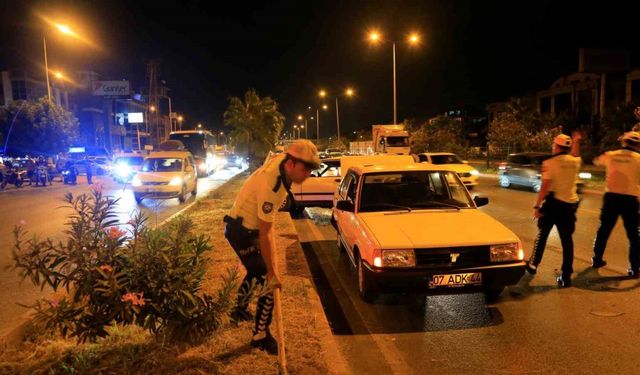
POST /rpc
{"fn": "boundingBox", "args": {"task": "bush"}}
[11,186,247,344]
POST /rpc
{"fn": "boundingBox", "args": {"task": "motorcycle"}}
[62,165,78,185]
[33,165,51,187]
[1,167,26,189]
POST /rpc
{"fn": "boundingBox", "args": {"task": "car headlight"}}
[490,243,524,262]
[131,176,142,187]
[169,177,183,186]
[579,172,592,179]
[115,164,131,178]
[382,249,416,268]
[470,169,479,176]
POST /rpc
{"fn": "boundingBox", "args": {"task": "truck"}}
[371,124,411,154]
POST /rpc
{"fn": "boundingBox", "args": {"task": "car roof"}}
[146,151,193,158]
[350,163,448,174]
[420,152,456,156]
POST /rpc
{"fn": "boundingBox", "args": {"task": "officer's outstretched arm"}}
[258,218,282,287]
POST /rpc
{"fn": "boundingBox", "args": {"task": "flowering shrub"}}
[11,189,244,343]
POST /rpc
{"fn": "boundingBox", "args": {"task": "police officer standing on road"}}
[591,131,640,277]
[223,140,320,355]
[525,132,582,287]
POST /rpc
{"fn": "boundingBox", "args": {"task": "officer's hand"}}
[267,271,283,289]
[533,207,542,219]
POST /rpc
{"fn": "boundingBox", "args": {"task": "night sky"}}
[1,0,639,137]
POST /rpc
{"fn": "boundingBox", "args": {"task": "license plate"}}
[146,188,156,193]
[429,272,482,288]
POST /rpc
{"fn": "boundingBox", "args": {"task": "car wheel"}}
[357,255,377,303]
[499,175,511,188]
[192,182,197,196]
[134,193,143,204]
[484,286,505,303]
[178,185,187,203]
[533,183,541,193]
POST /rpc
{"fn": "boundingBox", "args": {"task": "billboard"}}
[92,80,130,97]
[116,112,144,125]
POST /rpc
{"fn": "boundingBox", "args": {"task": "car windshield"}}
[359,171,473,212]
[142,158,183,172]
[430,154,464,164]
[528,155,549,165]
[115,156,144,166]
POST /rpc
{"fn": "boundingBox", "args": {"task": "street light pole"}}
[43,37,52,103]
[392,42,397,125]
[316,108,320,144]
[335,97,340,143]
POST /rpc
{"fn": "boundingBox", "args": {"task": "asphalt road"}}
[295,175,640,374]
[0,167,242,340]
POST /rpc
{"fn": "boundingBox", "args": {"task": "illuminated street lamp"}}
[293,124,299,139]
[301,124,307,139]
[177,115,183,130]
[367,29,421,124]
[318,88,355,143]
[43,23,78,103]
[150,105,156,112]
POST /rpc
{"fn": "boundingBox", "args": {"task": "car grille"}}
[457,172,472,178]
[143,181,168,186]
[415,246,490,268]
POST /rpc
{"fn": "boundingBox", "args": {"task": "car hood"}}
[433,163,476,173]
[359,209,519,248]
[137,172,183,181]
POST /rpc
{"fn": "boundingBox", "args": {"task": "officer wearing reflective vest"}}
[525,132,582,287]
[224,140,320,355]
[591,131,640,278]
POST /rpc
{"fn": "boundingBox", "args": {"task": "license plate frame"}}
[428,272,483,288]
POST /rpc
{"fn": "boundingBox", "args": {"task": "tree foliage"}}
[223,89,285,162]
[409,115,465,154]
[0,98,79,156]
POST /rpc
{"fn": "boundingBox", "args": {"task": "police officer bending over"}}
[525,132,582,287]
[591,131,640,278]
[224,140,320,355]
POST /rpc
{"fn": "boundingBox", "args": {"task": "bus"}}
[168,130,217,176]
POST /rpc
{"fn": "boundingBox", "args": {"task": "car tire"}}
[357,255,377,303]
[499,175,511,188]
[532,183,541,193]
[178,185,187,203]
[192,182,197,196]
[484,286,505,303]
[134,193,143,204]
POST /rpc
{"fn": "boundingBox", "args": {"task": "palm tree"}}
[223,89,285,164]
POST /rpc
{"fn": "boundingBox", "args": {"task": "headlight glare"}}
[579,172,592,179]
[382,249,416,268]
[169,177,183,186]
[490,243,522,262]
[131,176,142,187]
[470,169,479,176]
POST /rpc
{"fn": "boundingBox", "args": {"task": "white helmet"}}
[553,134,572,147]
[621,131,640,143]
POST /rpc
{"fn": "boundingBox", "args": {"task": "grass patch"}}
[1,170,329,375]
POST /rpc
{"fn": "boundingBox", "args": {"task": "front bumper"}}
[132,185,181,199]
[362,260,525,294]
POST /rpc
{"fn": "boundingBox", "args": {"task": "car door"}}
[335,172,360,253]
[506,155,527,185]
[185,156,196,190]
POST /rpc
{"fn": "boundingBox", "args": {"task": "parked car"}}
[417,152,479,189]
[331,162,525,302]
[131,151,198,204]
[88,156,111,175]
[498,152,591,192]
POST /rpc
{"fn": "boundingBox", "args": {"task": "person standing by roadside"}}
[525,131,582,287]
[84,157,93,185]
[223,140,320,355]
[591,131,640,278]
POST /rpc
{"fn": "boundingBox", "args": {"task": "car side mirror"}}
[336,199,355,212]
[473,195,489,207]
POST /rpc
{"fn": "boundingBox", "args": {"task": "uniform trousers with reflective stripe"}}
[529,196,577,277]
[592,192,640,270]
[232,239,274,336]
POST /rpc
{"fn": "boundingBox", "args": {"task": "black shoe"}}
[230,307,253,323]
[251,331,278,355]
[591,258,607,269]
[557,275,571,288]
[628,268,640,279]
[524,262,537,275]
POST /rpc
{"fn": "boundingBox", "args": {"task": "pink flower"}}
[90,182,104,193]
[49,299,59,308]
[104,226,126,240]
[18,219,27,226]
[99,264,113,273]
[121,292,145,306]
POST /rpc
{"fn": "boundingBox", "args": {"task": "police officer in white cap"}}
[223,139,320,354]
[525,131,582,287]
[591,131,640,277]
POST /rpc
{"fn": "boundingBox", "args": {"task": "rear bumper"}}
[362,260,525,293]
